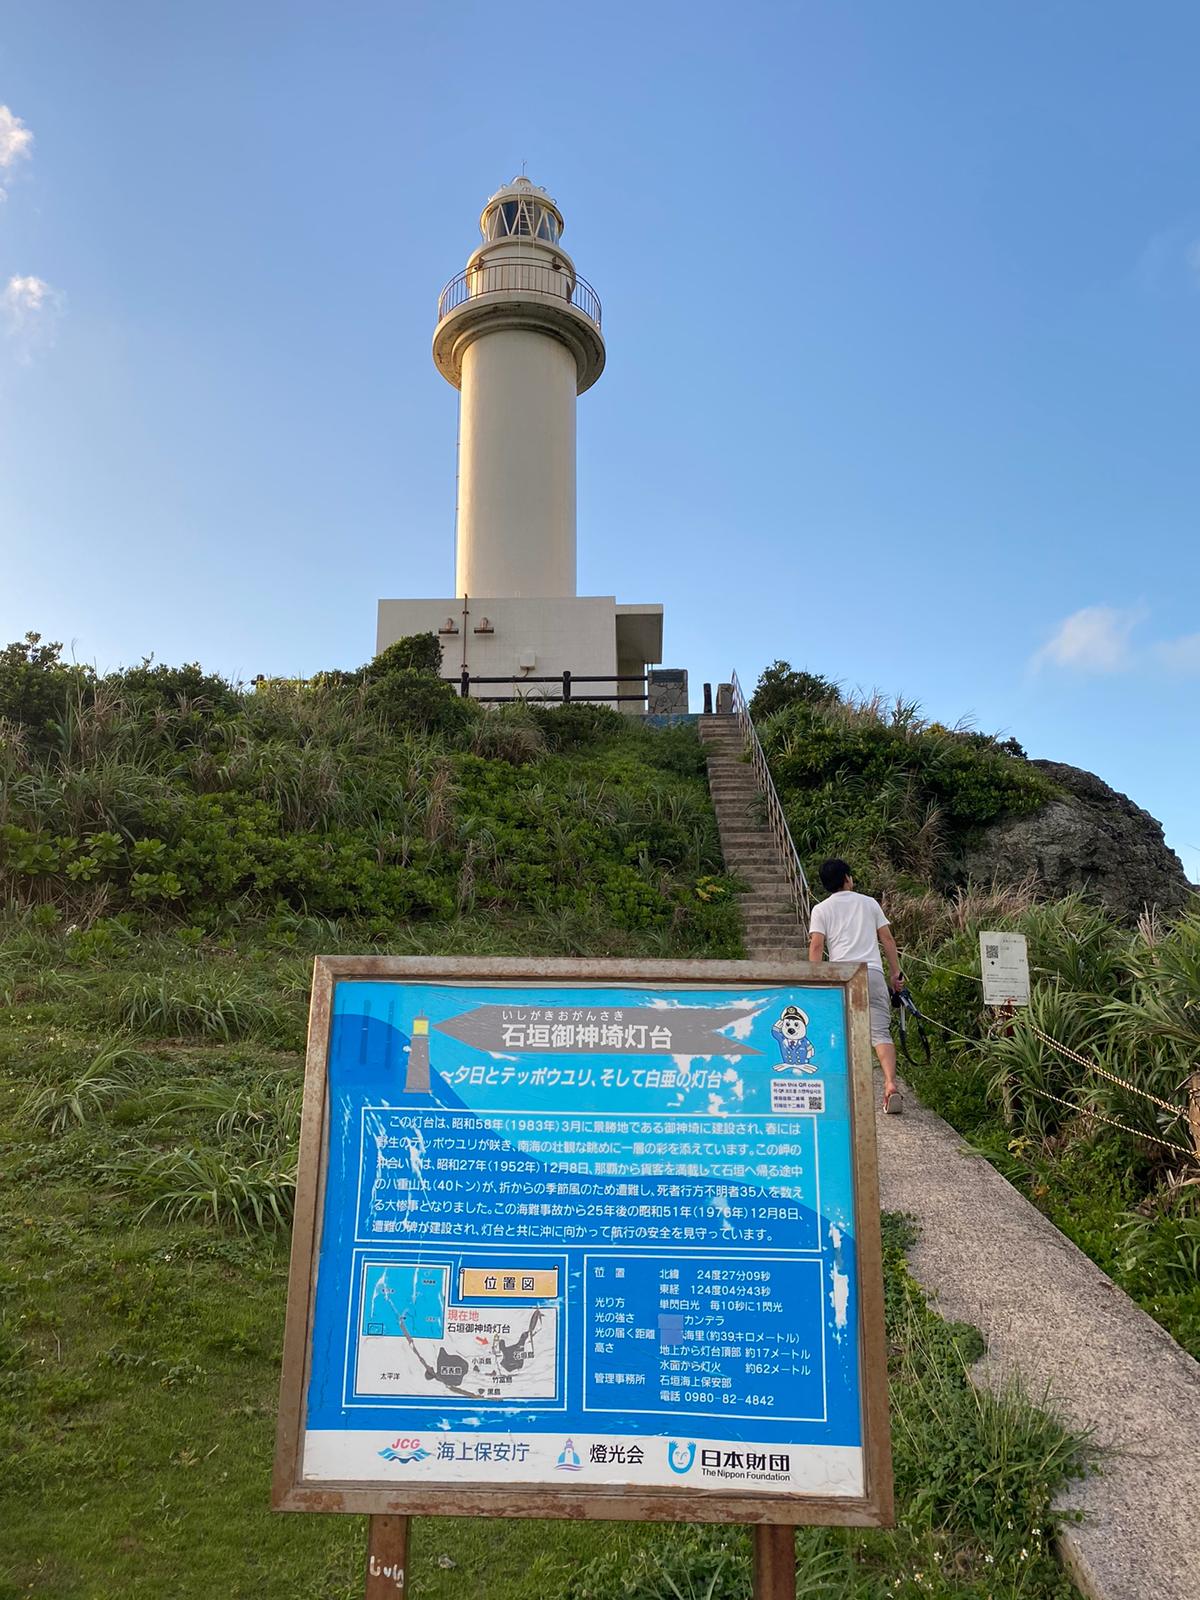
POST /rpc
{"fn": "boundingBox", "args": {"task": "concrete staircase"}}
[699,713,804,958]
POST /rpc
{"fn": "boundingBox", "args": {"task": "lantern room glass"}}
[483,199,561,244]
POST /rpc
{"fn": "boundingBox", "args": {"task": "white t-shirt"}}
[809,891,889,972]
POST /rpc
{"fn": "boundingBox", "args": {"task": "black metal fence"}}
[442,670,646,705]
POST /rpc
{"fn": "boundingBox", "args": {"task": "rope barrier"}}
[1018,1083,1195,1158]
[899,950,1190,1122]
[908,1005,1197,1160]
[1026,1026,1185,1121]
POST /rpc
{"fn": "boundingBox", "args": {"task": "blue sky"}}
[1,2,1197,877]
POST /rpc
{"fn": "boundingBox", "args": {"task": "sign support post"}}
[752,1525,795,1597]
[364,1514,409,1596]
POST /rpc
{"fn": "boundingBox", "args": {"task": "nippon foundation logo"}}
[378,1436,431,1465]
[696,1447,792,1485]
[667,1440,697,1475]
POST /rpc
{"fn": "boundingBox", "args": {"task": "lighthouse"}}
[434,176,604,601]
[377,176,674,710]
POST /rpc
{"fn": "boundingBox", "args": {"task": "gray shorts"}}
[867,969,893,1048]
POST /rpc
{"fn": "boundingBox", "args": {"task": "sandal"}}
[883,1089,903,1116]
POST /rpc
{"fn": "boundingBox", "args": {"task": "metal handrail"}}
[729,669,813,933]
[437,262,602,329]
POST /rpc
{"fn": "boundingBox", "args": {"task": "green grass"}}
[0,918,1088,1599]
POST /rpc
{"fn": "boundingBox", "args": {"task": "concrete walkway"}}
[877,1076,1200,1600]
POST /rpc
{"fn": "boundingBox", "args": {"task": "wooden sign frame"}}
[273,956,893,1529]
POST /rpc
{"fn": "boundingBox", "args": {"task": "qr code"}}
[985,944,1000,960]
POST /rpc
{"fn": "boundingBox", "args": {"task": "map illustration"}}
[361,1264,447,1340]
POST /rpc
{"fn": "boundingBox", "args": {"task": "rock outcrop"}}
[957,760,1194,922]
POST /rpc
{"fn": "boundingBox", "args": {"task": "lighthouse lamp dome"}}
[479,175,563,245]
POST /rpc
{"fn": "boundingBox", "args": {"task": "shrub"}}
[106,658,243,715]
[363,632,444,679]
[0,634,94,734]
[365,669,475,737]
[530,701,624,751]
[748,659,840,720]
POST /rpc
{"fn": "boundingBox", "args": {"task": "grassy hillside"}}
[0,634,738,952]
[0,638,1088,1599]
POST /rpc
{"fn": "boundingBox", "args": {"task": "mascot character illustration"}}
[771,1005,816,1072]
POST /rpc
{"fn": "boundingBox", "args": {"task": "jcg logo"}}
[667,1441,696,1475]
[378,1437,431,1465]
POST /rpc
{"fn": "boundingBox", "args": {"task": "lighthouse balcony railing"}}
[437,264,602,329]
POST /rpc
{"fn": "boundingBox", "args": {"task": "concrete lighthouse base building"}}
[377,176,671,709]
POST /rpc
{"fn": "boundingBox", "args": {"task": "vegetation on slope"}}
[0,635,1089,1598]
[754,662,1200,1358]
[0,633,738,951]
[750,660,1054,902]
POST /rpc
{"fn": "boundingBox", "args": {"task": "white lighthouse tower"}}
[377,176,669,708]
[436,176,604,601]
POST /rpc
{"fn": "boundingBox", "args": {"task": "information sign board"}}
[979,932,1031,1007]
[274,958,893,1527]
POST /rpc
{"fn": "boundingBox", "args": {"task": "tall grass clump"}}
[21,1038,152,1134]
[114,971,303,1047]
[117,1146,298,1234]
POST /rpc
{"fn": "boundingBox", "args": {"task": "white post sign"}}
[979,932,1030,1007]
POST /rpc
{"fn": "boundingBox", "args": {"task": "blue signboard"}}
[293,973,877,1503]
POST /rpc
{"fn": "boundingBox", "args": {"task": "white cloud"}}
[1031,605,1145,674]
[4,274,49,318]
[3,274,62,363]
[1155,633,1200,675]
[0,105,33,200]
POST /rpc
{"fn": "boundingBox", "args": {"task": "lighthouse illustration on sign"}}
[376,176,674,709]
[404,1014,431,1094]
